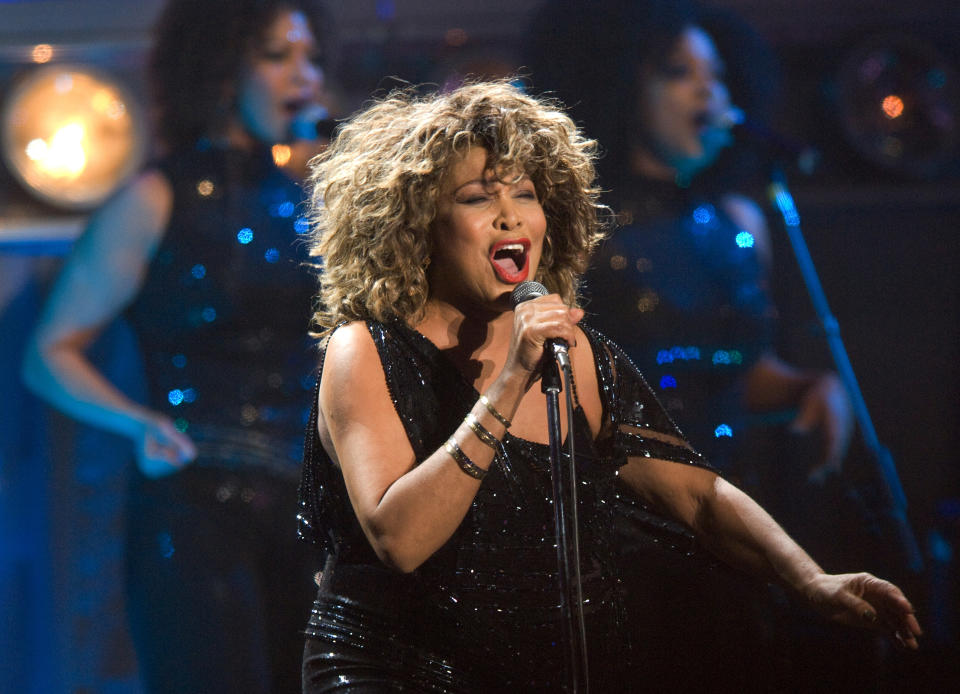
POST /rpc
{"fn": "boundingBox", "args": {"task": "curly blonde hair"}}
[306,80,607,332]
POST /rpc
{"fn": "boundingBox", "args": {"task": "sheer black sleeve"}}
[584,325,716,472]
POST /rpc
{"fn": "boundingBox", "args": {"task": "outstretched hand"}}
[802,572,922,650]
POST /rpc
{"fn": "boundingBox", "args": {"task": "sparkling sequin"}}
[157,532,175,559]
[196,179,214,197]
[659,374,678,389]
[714,424,733,438]
[692,204,714,225]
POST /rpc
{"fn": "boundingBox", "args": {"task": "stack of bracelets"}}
[444,394,511,481]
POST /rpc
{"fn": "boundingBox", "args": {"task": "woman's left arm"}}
[618,456,921,649]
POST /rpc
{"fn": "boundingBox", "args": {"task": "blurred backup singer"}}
[296,81,919,692]
[23,1,331,691]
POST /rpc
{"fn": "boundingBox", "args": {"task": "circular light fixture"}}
[1,63,147,210]
[836,35,959,178]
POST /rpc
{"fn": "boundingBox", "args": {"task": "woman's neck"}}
[218,118,258,152]
[417,298,515,387]
[631,146,677,183]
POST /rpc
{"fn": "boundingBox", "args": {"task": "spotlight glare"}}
[1,64,146,209]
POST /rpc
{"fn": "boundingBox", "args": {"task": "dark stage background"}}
[1,1,957,691]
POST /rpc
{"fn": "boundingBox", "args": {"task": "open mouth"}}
[490,238,531,284]
[692,110,712,132]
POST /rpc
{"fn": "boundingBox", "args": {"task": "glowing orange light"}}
[271,143,292,167]
[2,66,146,208]
[32,44,53,63]
[882,94,905,119]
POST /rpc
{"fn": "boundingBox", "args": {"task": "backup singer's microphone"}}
[510,281,571,371]
[290,104,337,141]
[718,105,820,175]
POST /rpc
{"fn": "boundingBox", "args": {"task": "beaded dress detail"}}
[298,320,712,691]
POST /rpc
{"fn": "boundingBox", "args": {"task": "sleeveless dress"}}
[122,143,319,693]
[298,320,713,692]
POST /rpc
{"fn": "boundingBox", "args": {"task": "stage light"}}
[836,35,959,178]
[1,64,147,210]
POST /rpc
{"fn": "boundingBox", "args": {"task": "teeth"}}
[499,243,524,252]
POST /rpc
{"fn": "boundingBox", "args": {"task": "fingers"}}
[139,416,197,478]
[863,576,922,650]
[510,294,582,373]
[847,573,923,650]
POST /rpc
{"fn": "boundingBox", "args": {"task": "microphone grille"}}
[511,281,548,307]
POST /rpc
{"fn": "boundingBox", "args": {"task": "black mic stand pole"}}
[542,352,588,693]
[767,165,923,572]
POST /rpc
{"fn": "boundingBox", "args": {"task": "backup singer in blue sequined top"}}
[22,2,332,692]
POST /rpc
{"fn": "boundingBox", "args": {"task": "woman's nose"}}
[294,55,323,90]
[496,196,520,229]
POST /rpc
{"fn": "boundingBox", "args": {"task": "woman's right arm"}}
[22,169,196,476]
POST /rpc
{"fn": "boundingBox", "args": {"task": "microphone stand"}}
[767,165,924,572]
[542,349,588,693]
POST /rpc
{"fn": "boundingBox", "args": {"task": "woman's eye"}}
[262,49,289,62]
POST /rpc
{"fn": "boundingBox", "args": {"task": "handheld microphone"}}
[290,104,337,141]
[718,106,820,175]
[510,281,571,371]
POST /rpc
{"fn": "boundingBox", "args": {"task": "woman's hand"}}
[790,373,853,483]
[502,293,584,386]
[802,572,922,650]
[135,414,197,478]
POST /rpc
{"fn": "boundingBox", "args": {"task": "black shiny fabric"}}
[583,178,776,473]
[298,320,713,692]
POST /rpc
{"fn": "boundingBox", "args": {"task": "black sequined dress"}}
[122,144,318,694]
[298,320,713,692]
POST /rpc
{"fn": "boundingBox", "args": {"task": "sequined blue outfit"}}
[298,320,712,692]
[123,144,318,694]
[583,179,776,474]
